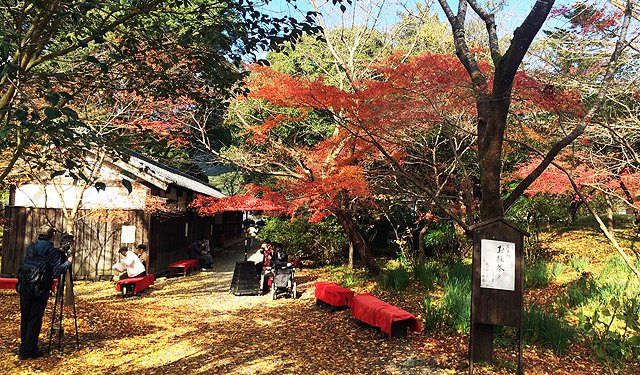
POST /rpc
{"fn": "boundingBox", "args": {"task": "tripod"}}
[47,268,80,353]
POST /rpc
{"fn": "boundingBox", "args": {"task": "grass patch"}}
[525,259,551,289]
[550,262,567,280]
[327,266,368,288]
[441,262,472,334]
[525,303,575,355]
[568,256,590,273]
[422,295,445,332]
[413,261,440,292]
[381,266,410,291]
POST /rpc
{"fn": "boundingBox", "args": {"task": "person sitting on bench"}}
[190,239,213,269]
[116,246,146,280]
[136,243,149,268]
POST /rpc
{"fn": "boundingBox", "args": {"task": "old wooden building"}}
[1,152,243,279]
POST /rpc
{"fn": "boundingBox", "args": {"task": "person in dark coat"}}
[18,225,71,360]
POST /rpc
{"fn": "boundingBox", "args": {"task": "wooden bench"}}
[0,277,59,293]
[116,274,155,296]
[351,293,421,339]
[168,259,200,277]
[314,282,354,309]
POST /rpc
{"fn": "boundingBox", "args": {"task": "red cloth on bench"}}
[169,259,200,268]
[116,274,154,295]
[0,278,17,290]
[0,277,58,292]
[315,282,355,307]
[168,259,200,274]
[351,293,421,338]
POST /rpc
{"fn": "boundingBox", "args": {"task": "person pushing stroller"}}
[270,243,297,299]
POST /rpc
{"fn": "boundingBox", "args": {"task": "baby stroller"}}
[271,261,297,300]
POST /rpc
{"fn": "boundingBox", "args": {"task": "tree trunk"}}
[569,200,581,226]
[417,221,431,259]
[63,218,75,305]
[605,195,615,235]
[348,241,354,270]
[334,210,381,276]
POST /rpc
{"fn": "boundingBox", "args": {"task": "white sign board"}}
[480,239,516,291]
[121,225,136,244]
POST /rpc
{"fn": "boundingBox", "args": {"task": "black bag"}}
[16,244,53,296]
[273,249,288,264]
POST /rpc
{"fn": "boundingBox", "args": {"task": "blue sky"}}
[253,0,578,61]
[260,0,577,39]
[262,0,554,30]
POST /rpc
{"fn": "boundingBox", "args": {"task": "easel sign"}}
[469,219,526,375]
[121,225,136,244]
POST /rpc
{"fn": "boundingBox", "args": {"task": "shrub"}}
[524,304,575,355]
[580,296,640,364]
[258,216,347,264]
[422,220,468,260]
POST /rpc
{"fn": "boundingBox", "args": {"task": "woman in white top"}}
[117,246,146,280]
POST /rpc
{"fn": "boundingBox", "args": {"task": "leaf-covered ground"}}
[0,240,634,374]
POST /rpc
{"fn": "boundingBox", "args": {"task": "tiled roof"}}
[122,152,226,198]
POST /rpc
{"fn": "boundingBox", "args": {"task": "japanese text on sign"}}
[480,239,516,291]
[121,225,136,244]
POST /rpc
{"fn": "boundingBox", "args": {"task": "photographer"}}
[17,225,71,360]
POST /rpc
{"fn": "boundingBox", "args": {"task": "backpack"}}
[273,249,288,264]
[16,244,53,296]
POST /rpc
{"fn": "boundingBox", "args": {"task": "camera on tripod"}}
[59,233,74,257]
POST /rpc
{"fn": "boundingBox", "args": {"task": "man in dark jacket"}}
[18,225,71,360]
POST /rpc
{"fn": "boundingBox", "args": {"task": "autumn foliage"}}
[228,52,584,222]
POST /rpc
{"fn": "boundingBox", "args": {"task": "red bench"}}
[116,274,155,296]
[351,293,421,339]
[315,282,355,308]
[168,259,200,277]
[0,277,59,293]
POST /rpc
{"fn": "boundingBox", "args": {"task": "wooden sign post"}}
[469,218,526,375]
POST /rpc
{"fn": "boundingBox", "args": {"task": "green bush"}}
[422,220,466,260]
[257,216,347,264]
[524,304,575,355]
[414,261,440,292]
[525,259,551,289]
[580,296,640,364]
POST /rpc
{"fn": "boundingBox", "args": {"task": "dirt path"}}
[0,243,448,375]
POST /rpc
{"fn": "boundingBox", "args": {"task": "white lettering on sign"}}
[480,239,516,291]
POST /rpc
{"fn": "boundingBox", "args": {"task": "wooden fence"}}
[1,206,149,279]
[2,206,244,279]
